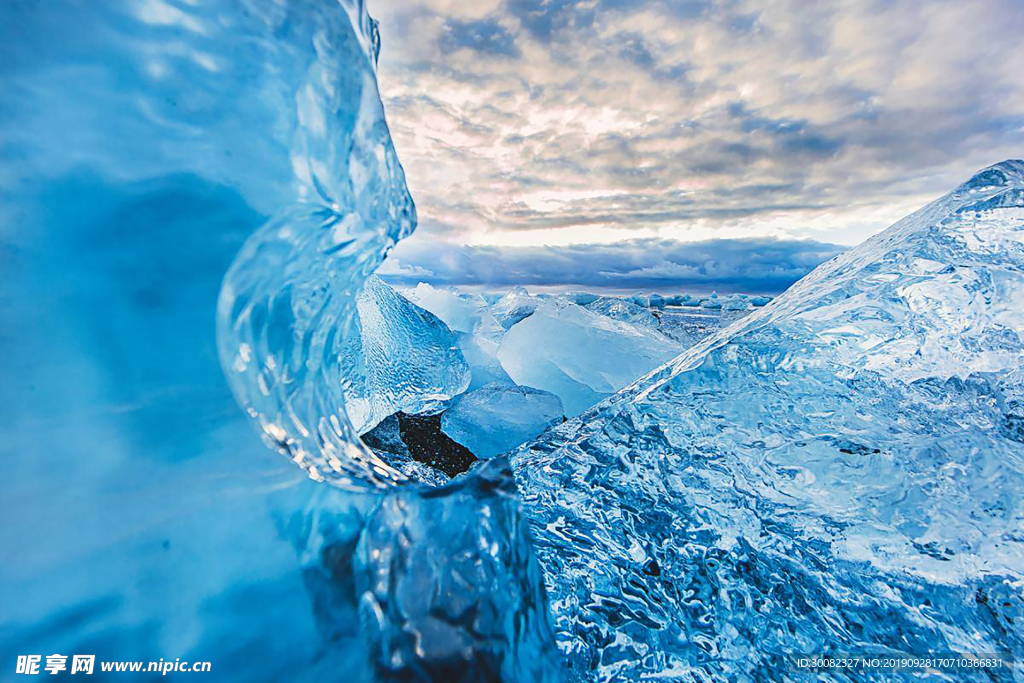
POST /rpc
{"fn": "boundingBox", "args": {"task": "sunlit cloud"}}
[371,0,1024,291]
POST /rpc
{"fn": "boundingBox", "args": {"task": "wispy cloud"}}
[371,0,1024,291]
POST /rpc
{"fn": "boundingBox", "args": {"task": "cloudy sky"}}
[371,0,1024,293]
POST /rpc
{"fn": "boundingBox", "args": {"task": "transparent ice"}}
[498,299,684,416]
[0,0,558,680]
[403,282,513,390]
[402,283,491,335]
[585,296,661,329]
[347,276,469,436]
[492,286,541,330]
[4,0,1022,681]
[441,383,565,459]
[1,0,410,678]
[511,161,1024,682]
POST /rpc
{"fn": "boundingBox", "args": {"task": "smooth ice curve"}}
[215,1,420,490]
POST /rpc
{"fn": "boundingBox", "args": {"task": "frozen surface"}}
[700,290,723,308]
[442,384,564,459]
[0,1,557,680]
[560,291,602,306]
[403,282,490,334]
[585,296,661,328]
[347,276,469,435]
[512,161,1024,681]
[492,286,540,329]
[354,459,565,682]
[404,282,513,390]
[0,0,401,677]
[720,296,751,311]
[498,299,685,416]
[7,2,1021,682]
[658,306,750,347]
[353,414,453,487]
[457,313,515,390]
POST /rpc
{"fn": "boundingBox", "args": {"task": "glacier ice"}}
[6,0,1023,681]
[355,414,453,487]
[0,0,559,680]
[347,276,470,436]
[498,299,685,416]
[402,282,491,335]
[720,295,751,311]
[212,4,422,489]
[0,0,418,678]
[441,384,565,459]
[403,282,513,390]
[700,290,723,308]
[657,305,748,347]
[560,291,602,306]
[492,286,540,329]
[511,160,1024,681]
[353,459,566,682]
[627,293,650,307]
[456,314,516,390]
[585,296,661,329]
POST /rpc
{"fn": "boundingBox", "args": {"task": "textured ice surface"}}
[213,2,421,490]
[492,286,540,329]
[457,313,515,390]
[354,414,453,487]
[9,2,1022,682]
[404,282,513,390]
[347,276,469,435]
[512,161,1024,681]
[700,291,723,308]
[585,296,661,329]
[354,459,565,682]
[0,1,558,680]
[721,295,751,311]
[442,384,564,459]
[0,0,405,678]
[658,306,750,347]
[403,282,489,334]
[560,291,602,306]
[498,299,685,416]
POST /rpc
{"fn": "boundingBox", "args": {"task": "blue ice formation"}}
[511,160,1024,681]
[404,283,513,390]
[353,459,563,682]
[5,0,1023,682]
[585,296,661,328]
[403,283,696,420]
[442,383,565,459]
[561,291,603,307]
[403,283,492,335]
[492,286,541,329]
[700,290,723,308]
[348,276,469,435]
[0,0,561,680]
[0,0,415,678]
[212,3,421,490]
[498,299,684,416]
